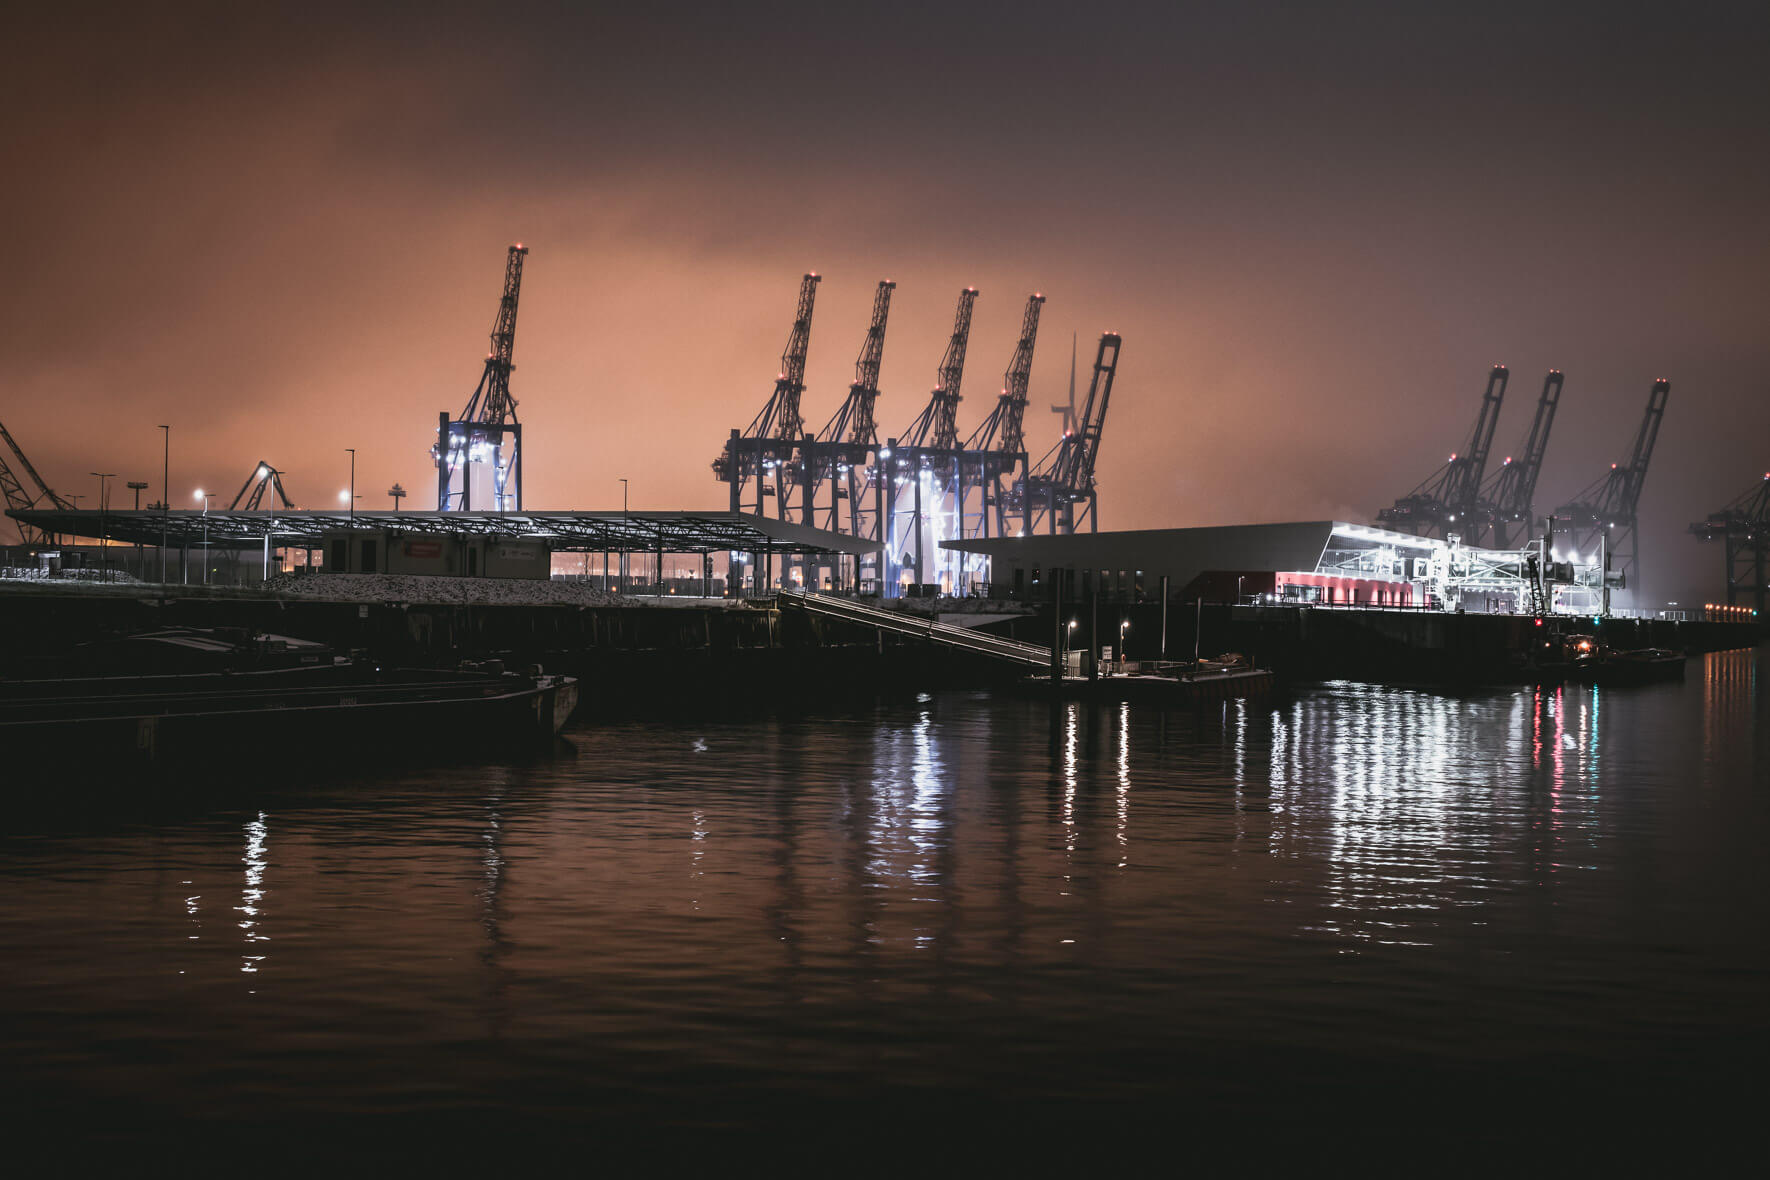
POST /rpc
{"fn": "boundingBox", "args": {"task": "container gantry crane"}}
[962,293,1045,545]
[1377,365,1509,541]
[1689,473,1769,615]
[0,416,70,546]
[435,244,528,512]
[1479,369,1563,549]
[1552,378,1670,596]
[883,287,978,592]
[715,272,821,523]
[1011,331,1122,535]
[796,280,895,588]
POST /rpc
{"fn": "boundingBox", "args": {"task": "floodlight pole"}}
[159,426,169,583]
[198,493,216,584]
[91,473,115,580]
[346,448,356,572]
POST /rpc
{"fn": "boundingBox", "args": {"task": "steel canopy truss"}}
[1553,378,1670,594]
[1011,331,1121,536]
[1479,369,1563,549]
[714,272,822,521]
[1690,473,1770,614]
[1377,365,1509,541]
[436,244,529,512]
[0,415,70,545]
[10,508,881,559]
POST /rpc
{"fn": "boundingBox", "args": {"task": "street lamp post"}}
[158,426,169,583]
[195,492,215,583]
[127,480,149,578]
[259,464,281,583]
[91,473,115,580]
[620,478,629,595]
[346,449,356,572]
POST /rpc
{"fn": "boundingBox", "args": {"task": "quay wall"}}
[0,591,1022,712]
[0,591,1760,703]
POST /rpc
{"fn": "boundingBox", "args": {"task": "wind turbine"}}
[1050,331,1078,436]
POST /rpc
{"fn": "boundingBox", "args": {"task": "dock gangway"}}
[776,590,1051,669]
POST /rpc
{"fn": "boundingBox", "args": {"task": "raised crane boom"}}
[459,244,527,427]
[966,293,1046,454]
[1480,369,1563,548]
[1553,378,1672,595]
[900,288,978,450]
[1377,365,1509,539]
[1011,331,1123,534]
[1048,332,1121,494]
[1606,378,1668,520]
[713,272,822,519]
[745,272,821,446]
[817,280,895,446]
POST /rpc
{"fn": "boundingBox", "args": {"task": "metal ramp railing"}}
[777,590,1050,668]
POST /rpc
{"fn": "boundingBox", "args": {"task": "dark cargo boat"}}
[0,628,578,772]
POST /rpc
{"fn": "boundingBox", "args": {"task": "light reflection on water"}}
[2,651,1766,1137]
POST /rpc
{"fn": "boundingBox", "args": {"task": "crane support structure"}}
[881,288,980,592]
[230,462,294,511]
[1553,378,1671,597]
[1480,369,1563,548]
[435,244,529,512]
[714,272,821,524]
[1011,331,1122,535]
[1690,473,1770,615]
[1377,365,1509,541]
[0,416,71,545]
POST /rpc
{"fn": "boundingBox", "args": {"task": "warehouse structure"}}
[945,520,1605,615]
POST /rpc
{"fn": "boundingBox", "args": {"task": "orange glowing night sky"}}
[5,1,1767,602]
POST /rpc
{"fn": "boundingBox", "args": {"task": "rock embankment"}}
[263,572,641,607]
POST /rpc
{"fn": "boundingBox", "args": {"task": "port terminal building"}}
[945,520,1609,614]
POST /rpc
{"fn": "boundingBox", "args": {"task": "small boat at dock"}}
[1571,646,1687,686]
[1020,659,1276,705]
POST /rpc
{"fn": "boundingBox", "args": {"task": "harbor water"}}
[4,649,1765,1160]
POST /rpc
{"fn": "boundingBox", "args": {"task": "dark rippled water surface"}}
[5,651,1767,1159]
